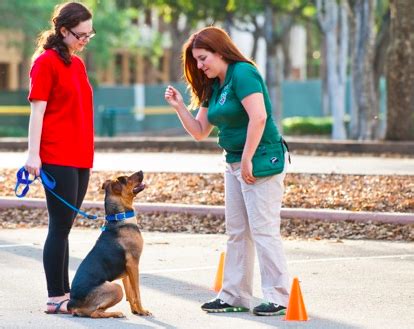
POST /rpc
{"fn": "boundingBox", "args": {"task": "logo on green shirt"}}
[218,84,230,105]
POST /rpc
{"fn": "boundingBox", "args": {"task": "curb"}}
[1,137,414,154]
[1,197,413,225]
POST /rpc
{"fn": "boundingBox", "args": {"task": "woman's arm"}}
[165,85,213,140]
[240,92,267,184]
[24,100,47,176]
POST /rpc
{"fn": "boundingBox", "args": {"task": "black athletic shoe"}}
[253,302,286,316]
[201,298,249,313]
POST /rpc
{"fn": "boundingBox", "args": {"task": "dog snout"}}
[134,171,143,182]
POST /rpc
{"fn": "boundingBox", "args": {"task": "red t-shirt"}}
[28,49,94,168]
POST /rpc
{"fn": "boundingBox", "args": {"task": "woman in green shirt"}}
[165,26,290,316]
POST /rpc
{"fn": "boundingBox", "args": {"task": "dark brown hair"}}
[32,2,92,65]
[183,26,255,108]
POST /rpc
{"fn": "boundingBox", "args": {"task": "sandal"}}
[45,299,72,314]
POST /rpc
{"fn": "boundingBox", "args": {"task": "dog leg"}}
[126,262,151,316]
[74,282,125,318]
[122,277,132,302]
[90,309,125,319]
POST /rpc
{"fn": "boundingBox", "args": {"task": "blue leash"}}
[15,167,98,220]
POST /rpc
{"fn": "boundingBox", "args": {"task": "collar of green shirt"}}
[215,62,236,90]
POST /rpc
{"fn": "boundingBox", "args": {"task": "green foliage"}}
[209,116,335,137]
[282,116,332,135]
[0,0,56,57]
[83,0,136,68]
[0,0,139,70]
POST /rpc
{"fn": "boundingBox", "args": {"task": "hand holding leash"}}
[15,167,97,220]
[24,153,42,177]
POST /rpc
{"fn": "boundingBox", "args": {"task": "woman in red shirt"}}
[24,2,95,314]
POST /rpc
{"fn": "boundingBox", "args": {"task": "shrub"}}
[282,116,332,135]
[210,117,335,137]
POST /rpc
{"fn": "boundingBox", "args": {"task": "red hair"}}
[182,26,255,108]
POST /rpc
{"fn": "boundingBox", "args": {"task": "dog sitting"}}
[67,171,151,318]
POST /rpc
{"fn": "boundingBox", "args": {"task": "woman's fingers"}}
[164,85,176,101]
[244,175,256,184]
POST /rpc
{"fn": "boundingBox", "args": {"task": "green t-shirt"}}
[206,61,281,163]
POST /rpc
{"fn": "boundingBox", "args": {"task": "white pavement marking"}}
[142,266,215,274]
[2,241,412,266]
[0,243,35,248]
[141,254,414,275]
[288,253,414,264]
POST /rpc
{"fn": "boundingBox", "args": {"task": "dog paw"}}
[133,309,152,316]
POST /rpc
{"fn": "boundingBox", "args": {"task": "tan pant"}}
[218,156,289,308]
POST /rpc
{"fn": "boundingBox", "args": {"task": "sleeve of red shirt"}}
[28,54,53,102]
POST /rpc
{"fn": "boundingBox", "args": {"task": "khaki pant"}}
[218,156,289,308]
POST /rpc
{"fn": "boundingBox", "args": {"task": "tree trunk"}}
[373,9,390,138]
[336,1,349,139]
[317,0,347,139]
[321,35,329,116]
[168,14,191,82]
[349,0,378,140]
[264,5,283,131]
[250,18,262,61]
[281,30,291,79]
[385,0,414,140]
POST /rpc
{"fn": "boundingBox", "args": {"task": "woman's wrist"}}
[241,154,253,162]
[175,103,187,112]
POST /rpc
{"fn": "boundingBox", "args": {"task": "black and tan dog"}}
[67,171,151,318]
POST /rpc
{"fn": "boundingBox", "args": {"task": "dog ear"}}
[117,176,128,185]
[102,180,111,190]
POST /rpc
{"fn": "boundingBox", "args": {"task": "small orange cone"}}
[212,252,225,292]
[284,277,308,321]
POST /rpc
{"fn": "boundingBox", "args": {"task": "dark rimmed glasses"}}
[68,27,96,41]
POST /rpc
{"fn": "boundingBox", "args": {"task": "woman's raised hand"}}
[164,85,184,110]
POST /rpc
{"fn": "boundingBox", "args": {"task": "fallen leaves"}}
[1,168,413,241]
[1,169,412,213]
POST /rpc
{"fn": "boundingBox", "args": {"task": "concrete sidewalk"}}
[1,136,414,155]
[1,151,414,175]
[0,228,413,329]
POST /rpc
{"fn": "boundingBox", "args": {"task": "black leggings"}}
[42,164,90,297]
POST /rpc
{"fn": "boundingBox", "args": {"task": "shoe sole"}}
[253,309,286,316]
[202,307,250,313]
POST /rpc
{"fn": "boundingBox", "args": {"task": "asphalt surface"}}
[0,229,413,329]
[0,149,413,328]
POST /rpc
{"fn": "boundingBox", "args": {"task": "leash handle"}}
[15,167,97,220]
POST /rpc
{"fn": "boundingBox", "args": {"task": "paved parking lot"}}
[0,228,413,329]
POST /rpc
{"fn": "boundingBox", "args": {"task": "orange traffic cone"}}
[212,252,225,292]
[284,277,308,321]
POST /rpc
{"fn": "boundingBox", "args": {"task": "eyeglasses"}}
[68,28,96,41]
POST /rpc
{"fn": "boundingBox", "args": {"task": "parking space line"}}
[142,266,215,274]
[0,244,35,248]
[289,254,414,264]
[141,254,414,274]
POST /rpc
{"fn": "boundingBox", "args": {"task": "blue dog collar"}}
[105,211,135,222]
